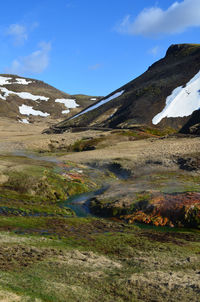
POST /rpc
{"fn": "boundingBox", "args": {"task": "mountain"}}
[0,74,100,124]
[47,44,200,133]
[180,109,200,135]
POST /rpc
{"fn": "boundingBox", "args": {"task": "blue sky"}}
[0,0,200,96]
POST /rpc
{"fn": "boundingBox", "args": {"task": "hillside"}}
[47,44,200,133]
[180,109,200,134]
[0,48,199,302]
[0,74,100,124]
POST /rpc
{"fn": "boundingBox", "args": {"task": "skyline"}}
[0,0,200,96]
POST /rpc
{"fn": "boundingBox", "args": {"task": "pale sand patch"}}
[0,174,9,184]
[0,117,109,152]
[44,281,90,299]
[0,289,22,302]
[0,117,200,171]
[129,270,200,291]
[60,137,200,167]
[0,232,49,245]
[57,250,121,269]
[0,288,42,302]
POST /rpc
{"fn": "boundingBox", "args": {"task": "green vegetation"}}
[0,151,199,301]
[117,130,149,139]
[67,137,104,152]
[0,217,199,301]
[144,126,176,136]
[0,155,93,219]
[113,126,176,140]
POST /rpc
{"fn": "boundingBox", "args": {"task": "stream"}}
[60,186,109,217]
[13,150,61,163]
[6,150,200,223]
[11,150,109,217]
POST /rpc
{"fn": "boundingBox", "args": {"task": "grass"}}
[0,218,199,301]
[0,155,94,220]
[144,126,176,136]
[113,126,176,140]
[67,137,104,152]
[0,152,199,301]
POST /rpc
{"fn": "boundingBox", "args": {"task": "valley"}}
[0,44,200,301]
[0,116,199,301]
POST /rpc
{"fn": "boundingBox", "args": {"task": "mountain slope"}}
[48,44,200,133]
[0,74,100,124]
[180,110,200,135]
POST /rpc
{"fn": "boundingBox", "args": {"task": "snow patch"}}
[0,76,33,86]
[19,104,50,117]
[14,78,33,85]
[152,71,200,125]
[15,91,48,101]
[19,118,29,124]
[0,87,49,101]
[0,76,12,85]
[62,109,70,114]
[55,98,79,109]
[90,98,97,101]
[71,90,125,120]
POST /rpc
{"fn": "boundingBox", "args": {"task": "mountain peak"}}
[47,43,200,134]
[166,43,200,57]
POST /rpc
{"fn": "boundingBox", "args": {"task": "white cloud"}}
[6,24,28,45]
[5,22,39,45]
[117,0,200,36]
[148,46,160,56]
[5,42,51,74]
[88,63,101,70]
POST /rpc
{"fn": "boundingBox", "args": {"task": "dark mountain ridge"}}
[47,44,200,133]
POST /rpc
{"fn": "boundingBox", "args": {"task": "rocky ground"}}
[0,117,199,301]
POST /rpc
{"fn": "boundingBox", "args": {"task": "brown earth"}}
[0,245,63,271]
[0,74,99,122]
[0,117,200,174]
[123,192,200,227]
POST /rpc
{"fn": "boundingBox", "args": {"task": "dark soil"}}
[0,245,63,271]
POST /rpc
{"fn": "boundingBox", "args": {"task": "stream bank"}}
[0,150,199,229]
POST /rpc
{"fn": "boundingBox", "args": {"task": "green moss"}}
[119,130,146,139]
[66,181,90,196]
[0,156,93,220]
[3,169,66,202]
[0,216,199,302]
[144,126,176,136]
[67,137,104,152]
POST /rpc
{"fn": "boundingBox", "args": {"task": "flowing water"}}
[60,186,109,217]
[10,150,200,219]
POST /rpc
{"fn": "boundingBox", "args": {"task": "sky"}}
[0,0,200,96]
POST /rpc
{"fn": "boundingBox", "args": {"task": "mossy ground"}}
[0,155,95,218]
[0,218,199,302]
[0,151,199,301]
[45,127,177,154]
